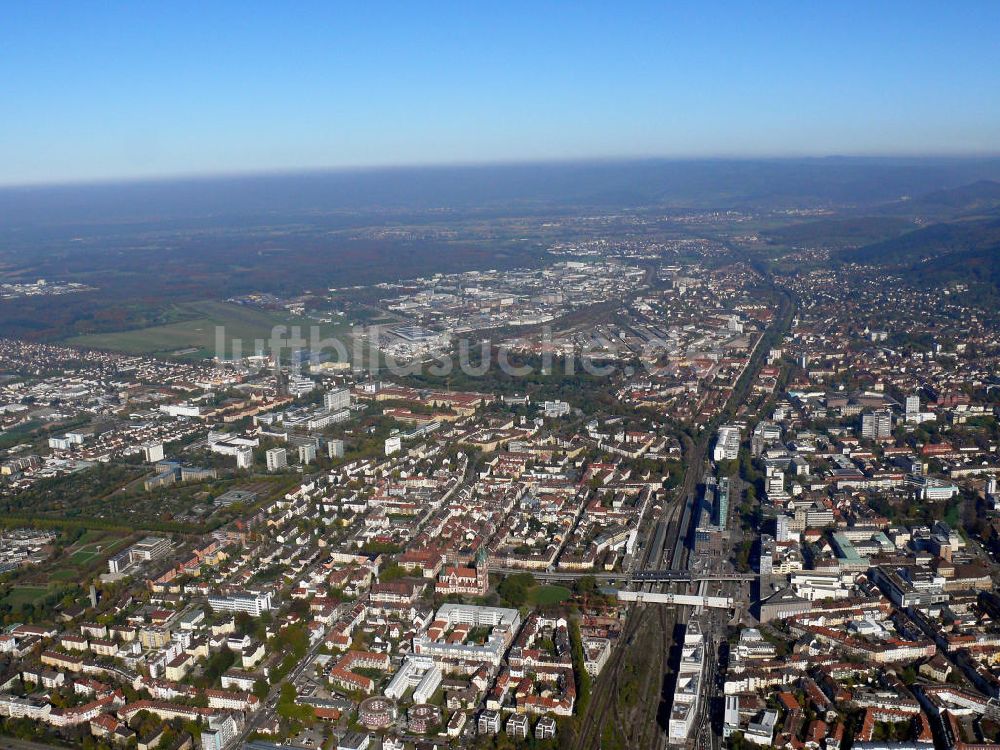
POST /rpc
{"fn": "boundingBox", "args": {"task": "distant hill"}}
[840,215,1000,266]
[877,179,1000,220]
[765,181,1000,251]
[838,182,1000,294]
[764,216,915,248]
[838,210,1000,298]
[910,241,1000,293]
[4,157,1000,231]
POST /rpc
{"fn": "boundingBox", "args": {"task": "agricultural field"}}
[66,300,354,359]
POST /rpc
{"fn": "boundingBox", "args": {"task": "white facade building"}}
[266,448,287,472]
[712,425,741,461]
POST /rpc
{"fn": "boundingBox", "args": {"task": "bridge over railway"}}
[616,589,735,609]
[487,565,757,584]
[631,569,757,582]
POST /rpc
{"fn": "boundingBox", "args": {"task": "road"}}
[233,579,345,745]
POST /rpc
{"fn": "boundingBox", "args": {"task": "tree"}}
[195,647,235,688]
[277,682,315,724]
[574,575,597,597]
[497,573,535,607]
[378,562,406,583]
[253,678,270,699]
[569,619,592,714]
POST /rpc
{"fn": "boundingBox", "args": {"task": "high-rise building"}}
[758,535,774,575]
[385,436,402,456]
[200,713,240,750]
[724,695,741,738]
[861,413,875,437]
[298,444,317,464]
[861,409,892,439]
[878,408,893,436]
[142,442,165,463]
[765,469,786,499]
[327,439,345,458]
[324,387,351,412]
[905,394,920,414]
[715,477,730,529]
[235,446,253,470]
[712,425,741,462]
[265,447,287,472]
[776,514,790,542]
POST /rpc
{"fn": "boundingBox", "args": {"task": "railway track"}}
[574,280,797,750]
[573,603,650,749]
[573,450,695,750]
[628,603,674,750]
[572,418,712,750]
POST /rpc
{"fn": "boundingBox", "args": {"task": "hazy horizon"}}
[2,156,1000,237]
[5,152,1000,191]
[4,2,1000,185]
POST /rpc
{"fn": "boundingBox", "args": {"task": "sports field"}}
[67,300,354,359]
[527,584,573,606]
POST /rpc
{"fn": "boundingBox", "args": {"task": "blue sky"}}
[2,1,999,185]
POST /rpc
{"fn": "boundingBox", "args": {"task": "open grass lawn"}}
[77,529,108,545]
[58,532,130,578]
[67,300,354,359]
[66,530,120,563]
[527,584,573,606]
[2,585,50,608]
[68,544,104,565]
[48,568,81,582]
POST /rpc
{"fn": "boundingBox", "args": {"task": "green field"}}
[48,568,82,582]
[55,532,131,580]
[67,300,354,359]
[2,585,49,608]
[527,584,573,606]
[77,529,108,545]
[68,542,107,565]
